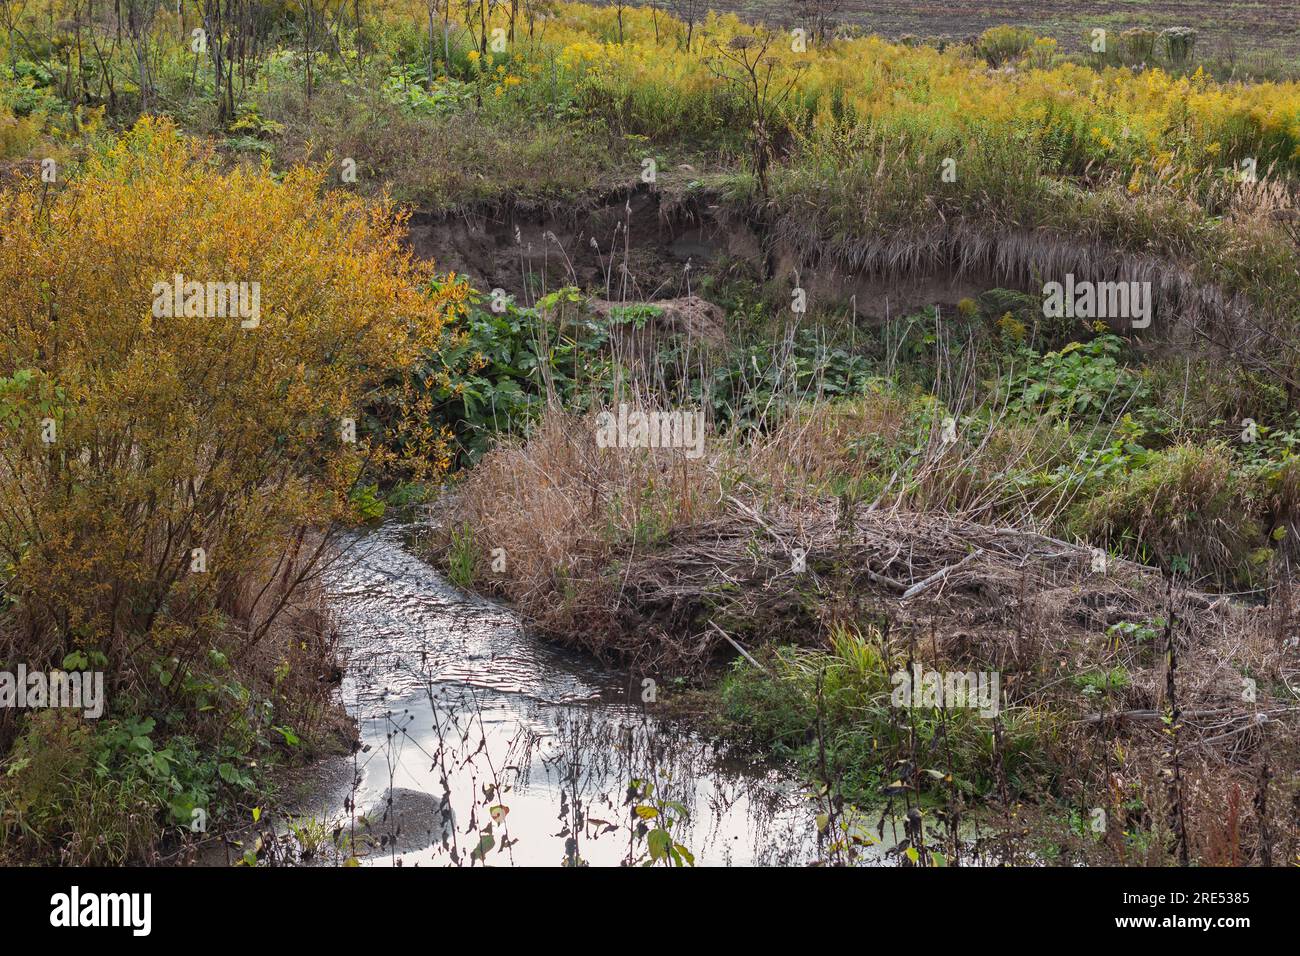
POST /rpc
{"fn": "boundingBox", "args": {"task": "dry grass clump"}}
[907,414,1075,520]
[739,391,1080,529]
[741,390,910,502]
[434,408,722,649]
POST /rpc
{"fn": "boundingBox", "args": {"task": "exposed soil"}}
[403,187,1026,323]
[616,1,1300,59]
[404,188,732,303]
[403,185,1252,348]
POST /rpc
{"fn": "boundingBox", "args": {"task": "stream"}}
[294,521,849,867]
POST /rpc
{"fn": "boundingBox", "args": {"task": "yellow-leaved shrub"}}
[0,117,450,701]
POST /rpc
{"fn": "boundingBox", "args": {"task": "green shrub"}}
[1073,442,1259,580]
[0,712,155,864]
[719,626,1060,805]
[976,26,1036,67]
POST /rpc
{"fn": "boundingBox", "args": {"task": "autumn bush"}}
[0,117,455,857]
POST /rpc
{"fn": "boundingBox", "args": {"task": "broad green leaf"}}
[647,829,671,862]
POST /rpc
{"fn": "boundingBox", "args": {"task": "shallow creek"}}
[292,521,869,866]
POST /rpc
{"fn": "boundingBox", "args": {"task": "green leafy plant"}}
[628,779,695,867]
[1008,335,1147,423]
[447,522,477,589]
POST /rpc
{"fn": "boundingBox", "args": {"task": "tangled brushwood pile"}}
[634,501,1300,862]
[628,501,1295,728]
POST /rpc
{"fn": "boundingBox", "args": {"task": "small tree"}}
[668,0,703,52]
[795,0,842,45]
[707,31,806,200]
[0,118,454,704]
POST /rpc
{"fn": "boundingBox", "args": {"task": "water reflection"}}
[314,523,841,867]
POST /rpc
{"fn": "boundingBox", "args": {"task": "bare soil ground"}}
[405,190,719,301]
[620,1,1300,60]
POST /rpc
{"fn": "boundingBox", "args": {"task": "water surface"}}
[312,522,836,867]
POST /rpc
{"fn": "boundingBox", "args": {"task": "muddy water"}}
[312,522,850,867]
